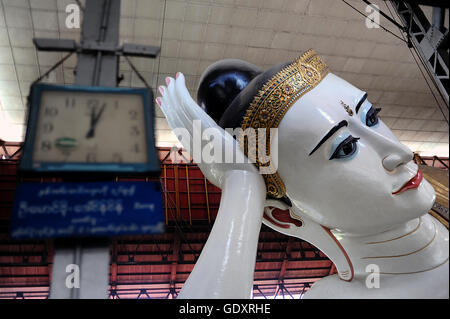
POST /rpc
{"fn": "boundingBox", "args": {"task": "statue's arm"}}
[157,73,266,298]
[178,169,265,298]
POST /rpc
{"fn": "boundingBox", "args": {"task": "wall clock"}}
[20,83,160,176]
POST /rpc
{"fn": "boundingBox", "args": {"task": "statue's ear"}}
[263,197,303,229]
[264,198,290,211]
[264,195,292,210]
[263,198,355,283]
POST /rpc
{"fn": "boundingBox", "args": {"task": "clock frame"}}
[19,83,160,176]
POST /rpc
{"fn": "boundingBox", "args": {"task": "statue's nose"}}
[357,124,414,172]
[382,149,413,171]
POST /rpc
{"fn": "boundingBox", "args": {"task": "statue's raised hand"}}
[156,72,260,189]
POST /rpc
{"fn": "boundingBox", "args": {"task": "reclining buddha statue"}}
[156,49,449,299]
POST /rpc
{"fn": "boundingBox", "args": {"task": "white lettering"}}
[65,264,80,289]
[365,4,380,29]
[365,263,380,288]
[65,4,80,29]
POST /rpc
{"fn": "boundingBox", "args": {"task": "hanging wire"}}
[341,0,408,44]
[342,0,449,124]
[384,1,449,124]
[156,0,168,87]
[162,170,198,234]
[151,237,166,260]
[74,0,85,12]
[26,51,75,109]
[29,52,75,89]
[159,177,199,259]
[123,55,153,89]
[161,178,199,258]
[122,0,167,89]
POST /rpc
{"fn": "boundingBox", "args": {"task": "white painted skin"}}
[266,74,448,298]
[277,73,436,236]
[158,74,265,298]
[157,72,448,299]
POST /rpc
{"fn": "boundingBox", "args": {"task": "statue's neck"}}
[333,213,449,278]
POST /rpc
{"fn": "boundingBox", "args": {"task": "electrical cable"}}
[156,0,168,87]
[159,176,200,259]
[389,3,449,107]
[341,0,408,44]
[123,55,152,89]
[26,52,76,111]
[74,0,85,12]
[29,52,75,89]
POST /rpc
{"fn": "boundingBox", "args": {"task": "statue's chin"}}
[292,181,436,237]
[400,178,436,222]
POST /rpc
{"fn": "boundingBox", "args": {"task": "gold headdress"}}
[240,49,329,198]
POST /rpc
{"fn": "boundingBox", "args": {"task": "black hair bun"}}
[197,59,263,123]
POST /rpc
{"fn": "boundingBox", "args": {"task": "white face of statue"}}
[276,73,436,235]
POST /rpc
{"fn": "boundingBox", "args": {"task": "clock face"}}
[31,90,148,165]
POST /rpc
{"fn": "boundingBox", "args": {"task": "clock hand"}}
[86,107,96,138]
[86,104,106,138]
[93,103,106,125]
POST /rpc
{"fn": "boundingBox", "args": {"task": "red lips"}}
[392,170,423,195]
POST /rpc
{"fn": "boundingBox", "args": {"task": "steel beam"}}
[32,38,77,52]
[390,1,449,108]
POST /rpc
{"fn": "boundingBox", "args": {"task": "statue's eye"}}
[329,135,360,160]
[365,107,381,127]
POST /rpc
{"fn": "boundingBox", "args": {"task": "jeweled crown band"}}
[240,49,329,198]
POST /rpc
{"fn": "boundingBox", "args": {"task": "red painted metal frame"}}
[0,146,448,299]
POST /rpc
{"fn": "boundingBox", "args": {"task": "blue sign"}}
[10,181,164,239]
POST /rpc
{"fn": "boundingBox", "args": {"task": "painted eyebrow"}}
[309,120,348,156]
[355,93,368,114]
